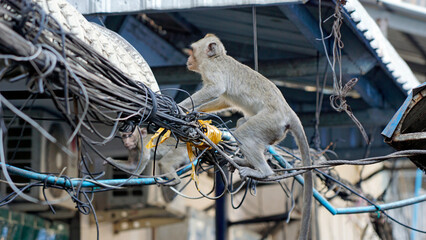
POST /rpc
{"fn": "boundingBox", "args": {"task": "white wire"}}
[169,186,205,200]
[0,46,42,61]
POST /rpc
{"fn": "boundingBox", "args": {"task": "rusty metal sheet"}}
[382,82,426,139]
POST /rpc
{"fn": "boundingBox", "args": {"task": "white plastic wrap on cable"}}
[345,0,420,92]
[33,0,160,93]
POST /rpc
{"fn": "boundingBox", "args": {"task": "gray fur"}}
[117,127,189,185]
[180,34,313,240]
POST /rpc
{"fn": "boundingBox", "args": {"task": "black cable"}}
[0,182,41,206]
[194,151,226,200]
[42,174,57,214]
[318,169,426,234]
[230,174,249,209]
[275,145,426,232]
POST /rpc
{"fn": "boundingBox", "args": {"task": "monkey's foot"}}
[239,167,271,180]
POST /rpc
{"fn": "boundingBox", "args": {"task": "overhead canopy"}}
[63,0,421,134]
[67,0,307,14]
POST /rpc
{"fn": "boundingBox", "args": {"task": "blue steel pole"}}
[215,168,227,240]
[411,168,423,240]
[335,194,426,214]
[1,132,232,188]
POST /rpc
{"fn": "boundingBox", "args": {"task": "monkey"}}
[105,127,149,174]
[116,126,190,186]
[179,34,313,240]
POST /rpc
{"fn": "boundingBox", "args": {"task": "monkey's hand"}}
[156,172,181,186]
[179,98,193,111]
[239,167,272,180]
[179,84,225,111]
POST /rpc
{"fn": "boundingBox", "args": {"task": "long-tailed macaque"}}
[117,127,189,185]
[179,34,313,240]
[115,127,151,174]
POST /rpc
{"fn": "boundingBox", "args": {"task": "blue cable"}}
[2,160,198,188]
[267,146,426,216]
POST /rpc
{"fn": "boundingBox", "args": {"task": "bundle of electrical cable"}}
[0,0,202,143]
[0,2,241,236]
[2,2,426,239]
[0,0,256,203]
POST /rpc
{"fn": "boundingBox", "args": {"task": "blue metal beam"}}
[104,15,127,33]
[279,4,384,107]
[278,4,331,54]
[215,170,228,240]
[350,75,384,108]
[119,16,187,66]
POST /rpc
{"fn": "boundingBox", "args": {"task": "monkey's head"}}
[186,34,226,72]
[121,127,147,150]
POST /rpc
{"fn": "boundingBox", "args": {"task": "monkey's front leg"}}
[179,84,225,110]
[106,149,149,175]
[196,98,230,113]
[158,161,181,186]
[157,146,189,185]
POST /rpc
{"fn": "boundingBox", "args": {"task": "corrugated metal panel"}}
[68,0,305,15]
[344,0,420,91]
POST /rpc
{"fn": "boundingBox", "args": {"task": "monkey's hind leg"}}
[228,157,253,173]
[233,120,275,179]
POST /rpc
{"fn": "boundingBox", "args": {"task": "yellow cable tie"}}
[186,142,199,187]
[147,121,221,188]
[193,120,222,149]
[146,128,171,149]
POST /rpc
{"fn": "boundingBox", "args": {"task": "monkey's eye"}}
[121,132,133,138]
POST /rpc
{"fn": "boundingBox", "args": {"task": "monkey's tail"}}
[291,120,313,240]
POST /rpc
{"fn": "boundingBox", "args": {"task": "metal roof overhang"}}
[67,0,307,15]
[69,0,420,111]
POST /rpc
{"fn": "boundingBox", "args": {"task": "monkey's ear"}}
[206,42,217,57]
[140,127,148,137]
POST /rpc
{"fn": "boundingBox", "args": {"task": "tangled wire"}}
[318,0,370,144]
[0,1,233,236]
[0,0,205,146]
[1,1,426,239]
